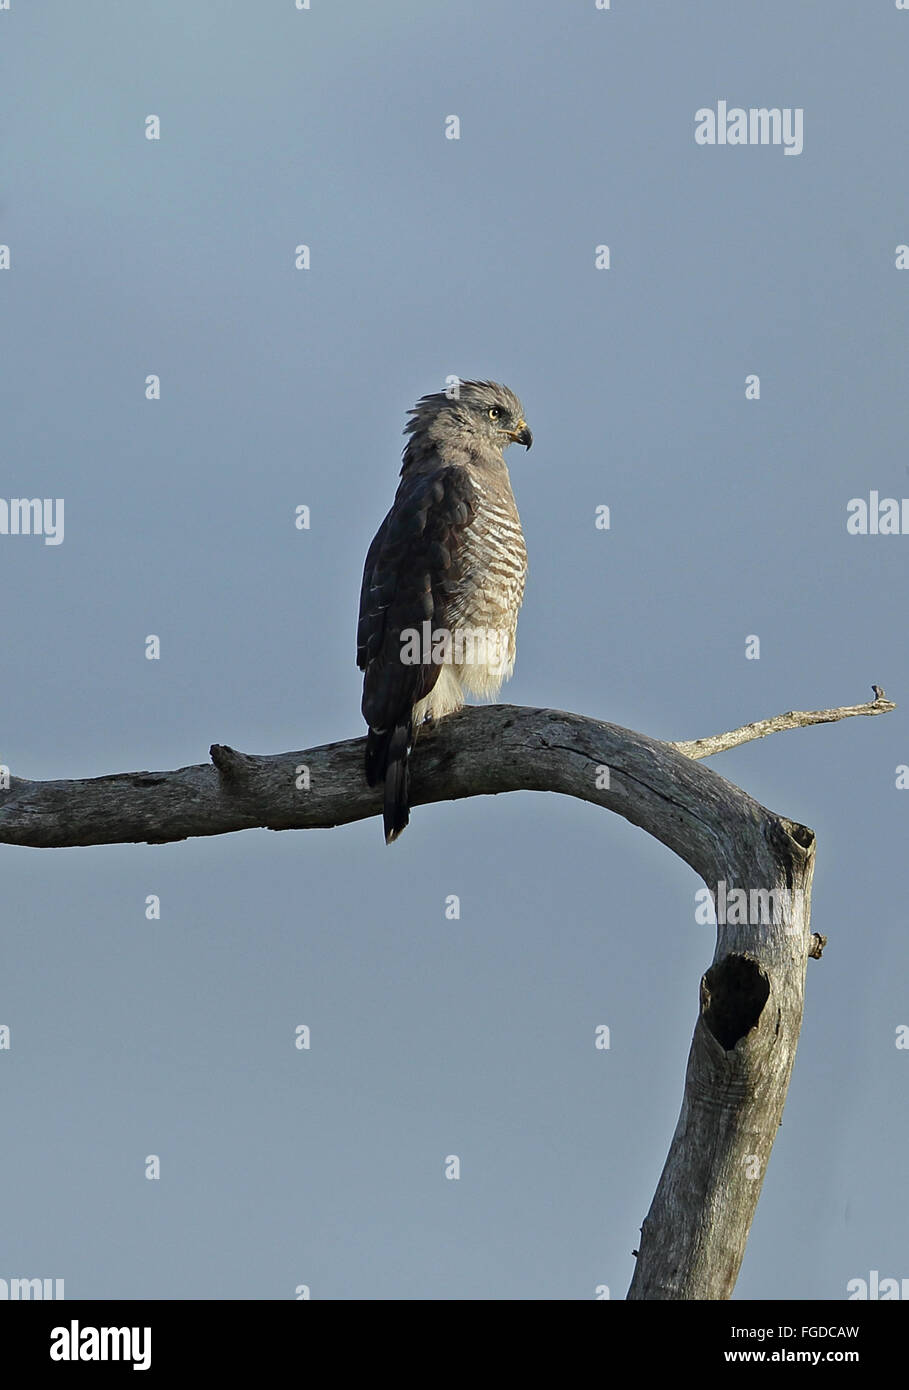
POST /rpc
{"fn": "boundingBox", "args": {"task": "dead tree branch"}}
[672,689,894,760]
[0,690,894,1298]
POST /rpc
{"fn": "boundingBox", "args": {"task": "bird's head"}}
[403,380,532,465]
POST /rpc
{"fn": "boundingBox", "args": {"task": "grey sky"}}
[1,0,907,1299]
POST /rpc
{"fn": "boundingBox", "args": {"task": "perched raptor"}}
[357,380,532,843]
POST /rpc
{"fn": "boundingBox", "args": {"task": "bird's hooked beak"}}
[507,420,533,449]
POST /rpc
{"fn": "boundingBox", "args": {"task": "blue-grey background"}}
[1,0,906,1300]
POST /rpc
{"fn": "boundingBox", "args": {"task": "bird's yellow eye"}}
[489,407,501,420]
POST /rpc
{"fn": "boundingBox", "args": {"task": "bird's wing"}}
[357,464,477,731]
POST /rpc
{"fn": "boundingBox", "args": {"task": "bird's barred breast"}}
[413,466,527,722]
[454,484,526,699]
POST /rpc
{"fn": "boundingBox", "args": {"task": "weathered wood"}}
[672,690,893,760]
[0,693,893,1298]
[627,817,816,1299]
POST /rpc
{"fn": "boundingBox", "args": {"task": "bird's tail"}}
[365,720,413,844]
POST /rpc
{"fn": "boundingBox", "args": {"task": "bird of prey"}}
[357,380,532,843]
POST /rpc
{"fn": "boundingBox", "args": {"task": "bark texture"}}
[0,693,893,1298]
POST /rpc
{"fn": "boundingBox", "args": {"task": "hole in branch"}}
[701,955,770,1051]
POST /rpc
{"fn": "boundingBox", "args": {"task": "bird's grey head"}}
[402,380,532,467]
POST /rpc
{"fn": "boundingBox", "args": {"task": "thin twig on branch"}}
[672,688,894,760]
